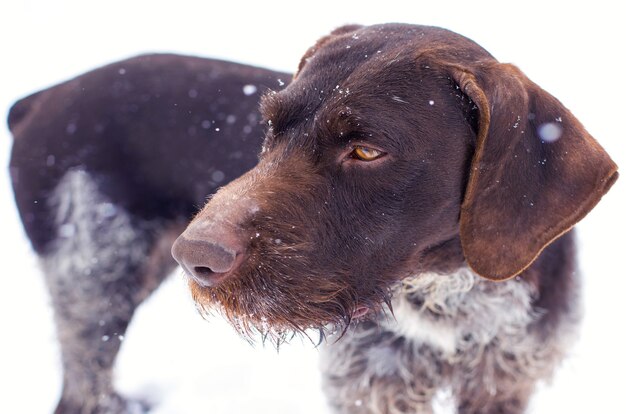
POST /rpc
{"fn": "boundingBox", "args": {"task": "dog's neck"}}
[387,267,539,355]
[413,235,466,275]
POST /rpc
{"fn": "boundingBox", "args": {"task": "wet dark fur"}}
[9,54,289,254]
[189,58,476,340]
[183,24,616,341]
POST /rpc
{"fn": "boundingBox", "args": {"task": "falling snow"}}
[538,122,563,143]
[211,170,225,182]
[66,122,77,135]
[242,84,257,96]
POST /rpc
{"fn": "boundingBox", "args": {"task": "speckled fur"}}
[41,170,178,414]
[8,55,289,414]
[320,268,580,413]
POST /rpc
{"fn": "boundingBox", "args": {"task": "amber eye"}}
[351,146,386,161]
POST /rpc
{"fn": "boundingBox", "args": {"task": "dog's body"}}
[10,25,617,414]
[8,54,290,413]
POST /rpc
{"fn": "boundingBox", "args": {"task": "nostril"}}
[194,266,215,277]
[189,265,228,288]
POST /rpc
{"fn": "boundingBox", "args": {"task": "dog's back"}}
[9,53,288,254]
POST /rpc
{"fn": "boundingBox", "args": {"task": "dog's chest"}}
[385,269,538,356]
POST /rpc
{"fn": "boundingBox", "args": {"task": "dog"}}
[9,24,618,414]
[171,24,618,413]
[8,53,290,413]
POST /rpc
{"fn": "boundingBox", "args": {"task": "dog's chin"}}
[188,274,387,346]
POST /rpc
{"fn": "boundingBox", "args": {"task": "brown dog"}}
[172,24,618,413]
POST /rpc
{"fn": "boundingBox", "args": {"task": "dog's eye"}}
[351,146,386,161]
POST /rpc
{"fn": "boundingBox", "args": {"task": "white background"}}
[0,1,624,413]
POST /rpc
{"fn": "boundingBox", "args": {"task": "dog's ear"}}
[439,58,618,280]
[295,25,363,79]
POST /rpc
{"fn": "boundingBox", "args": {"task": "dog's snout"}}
[172,223,246,287]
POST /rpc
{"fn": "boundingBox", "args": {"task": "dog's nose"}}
[171,223,245,287]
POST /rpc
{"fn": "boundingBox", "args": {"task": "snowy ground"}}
[1,1,625,413]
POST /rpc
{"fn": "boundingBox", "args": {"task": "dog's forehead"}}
[261,27,426,131]
[270,24,488,109]
[297,23,487,81]
[297,25,421,90]
[260,24,492,149]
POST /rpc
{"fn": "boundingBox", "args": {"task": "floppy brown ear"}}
[294,24,363,79]
[445,60,618,280]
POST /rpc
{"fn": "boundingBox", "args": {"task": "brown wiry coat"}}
[175,24,617,413]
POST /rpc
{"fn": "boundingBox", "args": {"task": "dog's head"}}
[172,24,617,342]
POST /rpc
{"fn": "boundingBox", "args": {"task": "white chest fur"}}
[384,268,539,357]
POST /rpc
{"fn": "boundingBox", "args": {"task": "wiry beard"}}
[189,236,392,347]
